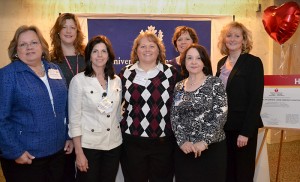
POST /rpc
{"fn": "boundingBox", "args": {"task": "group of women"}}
[0,12,264,182]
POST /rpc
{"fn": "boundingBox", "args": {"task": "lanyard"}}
[64,55,78,76]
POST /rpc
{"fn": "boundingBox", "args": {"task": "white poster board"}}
[261,75,300,129]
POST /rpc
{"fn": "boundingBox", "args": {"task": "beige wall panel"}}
[1,0,273,72]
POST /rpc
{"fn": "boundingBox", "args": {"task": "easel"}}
[260,76,300,181]
[255,127,297,182]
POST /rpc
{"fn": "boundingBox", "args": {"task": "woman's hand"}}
[237,135,248,148]
[15,151,35,164]
[180,141,196,154]
[73,136,88,171]
[76,152,89,172]
[193,141,207,158]
[64,140,74,154]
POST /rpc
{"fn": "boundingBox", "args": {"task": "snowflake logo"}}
[140,25,164,41]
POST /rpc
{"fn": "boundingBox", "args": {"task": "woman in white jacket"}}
[68,35,122,182]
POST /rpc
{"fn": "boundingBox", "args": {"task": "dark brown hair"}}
[84,35,116,80]
[180,44,212,78]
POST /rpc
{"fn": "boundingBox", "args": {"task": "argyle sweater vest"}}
[119,63,178,138]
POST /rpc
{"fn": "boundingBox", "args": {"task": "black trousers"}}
[76,145,121,182]
[63,151,76,182]
[0,149,66,182]
[174,140,227,182]
[120,134,175,182]
[225,130,258,182]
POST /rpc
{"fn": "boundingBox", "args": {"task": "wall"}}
[0,0,273,71]
[273,0,300,75]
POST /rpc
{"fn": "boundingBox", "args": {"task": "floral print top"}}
[170,75,228,147]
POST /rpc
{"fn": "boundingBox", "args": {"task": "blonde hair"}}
[8,25,50,61]
[218,21,253,55]
[130,32,166,64]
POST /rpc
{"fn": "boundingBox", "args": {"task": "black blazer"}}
[216,53,264,138]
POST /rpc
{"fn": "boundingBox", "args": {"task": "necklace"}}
[227,56,238,66]
[64,54,78,76]
[96,73,107,90]
[189,80,200,86]
[187,75,206,86]
[32,63,45,77]
[101,80,107,87]
[189,81,198,86]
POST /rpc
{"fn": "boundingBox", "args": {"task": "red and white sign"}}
[261,75,300,129]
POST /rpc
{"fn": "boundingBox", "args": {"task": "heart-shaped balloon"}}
[262,1,300,45]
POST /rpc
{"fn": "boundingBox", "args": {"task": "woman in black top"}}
[216,21,264,182]
[50,13,86,182]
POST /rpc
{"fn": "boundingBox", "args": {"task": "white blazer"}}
[68,72,122,150]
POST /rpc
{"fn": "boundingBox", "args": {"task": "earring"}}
[242,42,246,51]
[15,54,18,58]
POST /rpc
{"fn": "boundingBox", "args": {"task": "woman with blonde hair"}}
[119,31,178,182]
[216,21,264,182]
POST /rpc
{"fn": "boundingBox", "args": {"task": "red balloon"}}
[262,1,300,45]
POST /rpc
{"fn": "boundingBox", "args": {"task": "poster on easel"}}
[261,75,300,129]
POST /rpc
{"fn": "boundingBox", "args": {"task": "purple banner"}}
[88,19,211,73]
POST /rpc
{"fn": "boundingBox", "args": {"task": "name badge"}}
[133,73,148,86]
[174,92,183,106]
[48,69,62,79]
[97,97,113,114]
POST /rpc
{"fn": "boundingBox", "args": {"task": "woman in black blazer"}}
[216,21,264,182]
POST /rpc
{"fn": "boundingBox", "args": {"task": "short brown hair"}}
[172,26,199,50]
[8,25,49,61]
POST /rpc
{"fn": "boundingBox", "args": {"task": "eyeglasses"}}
[18,41,40,49]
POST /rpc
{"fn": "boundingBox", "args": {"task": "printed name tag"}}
[48,69,62,79]
[98,97,113,113]
[133,74,147,86]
